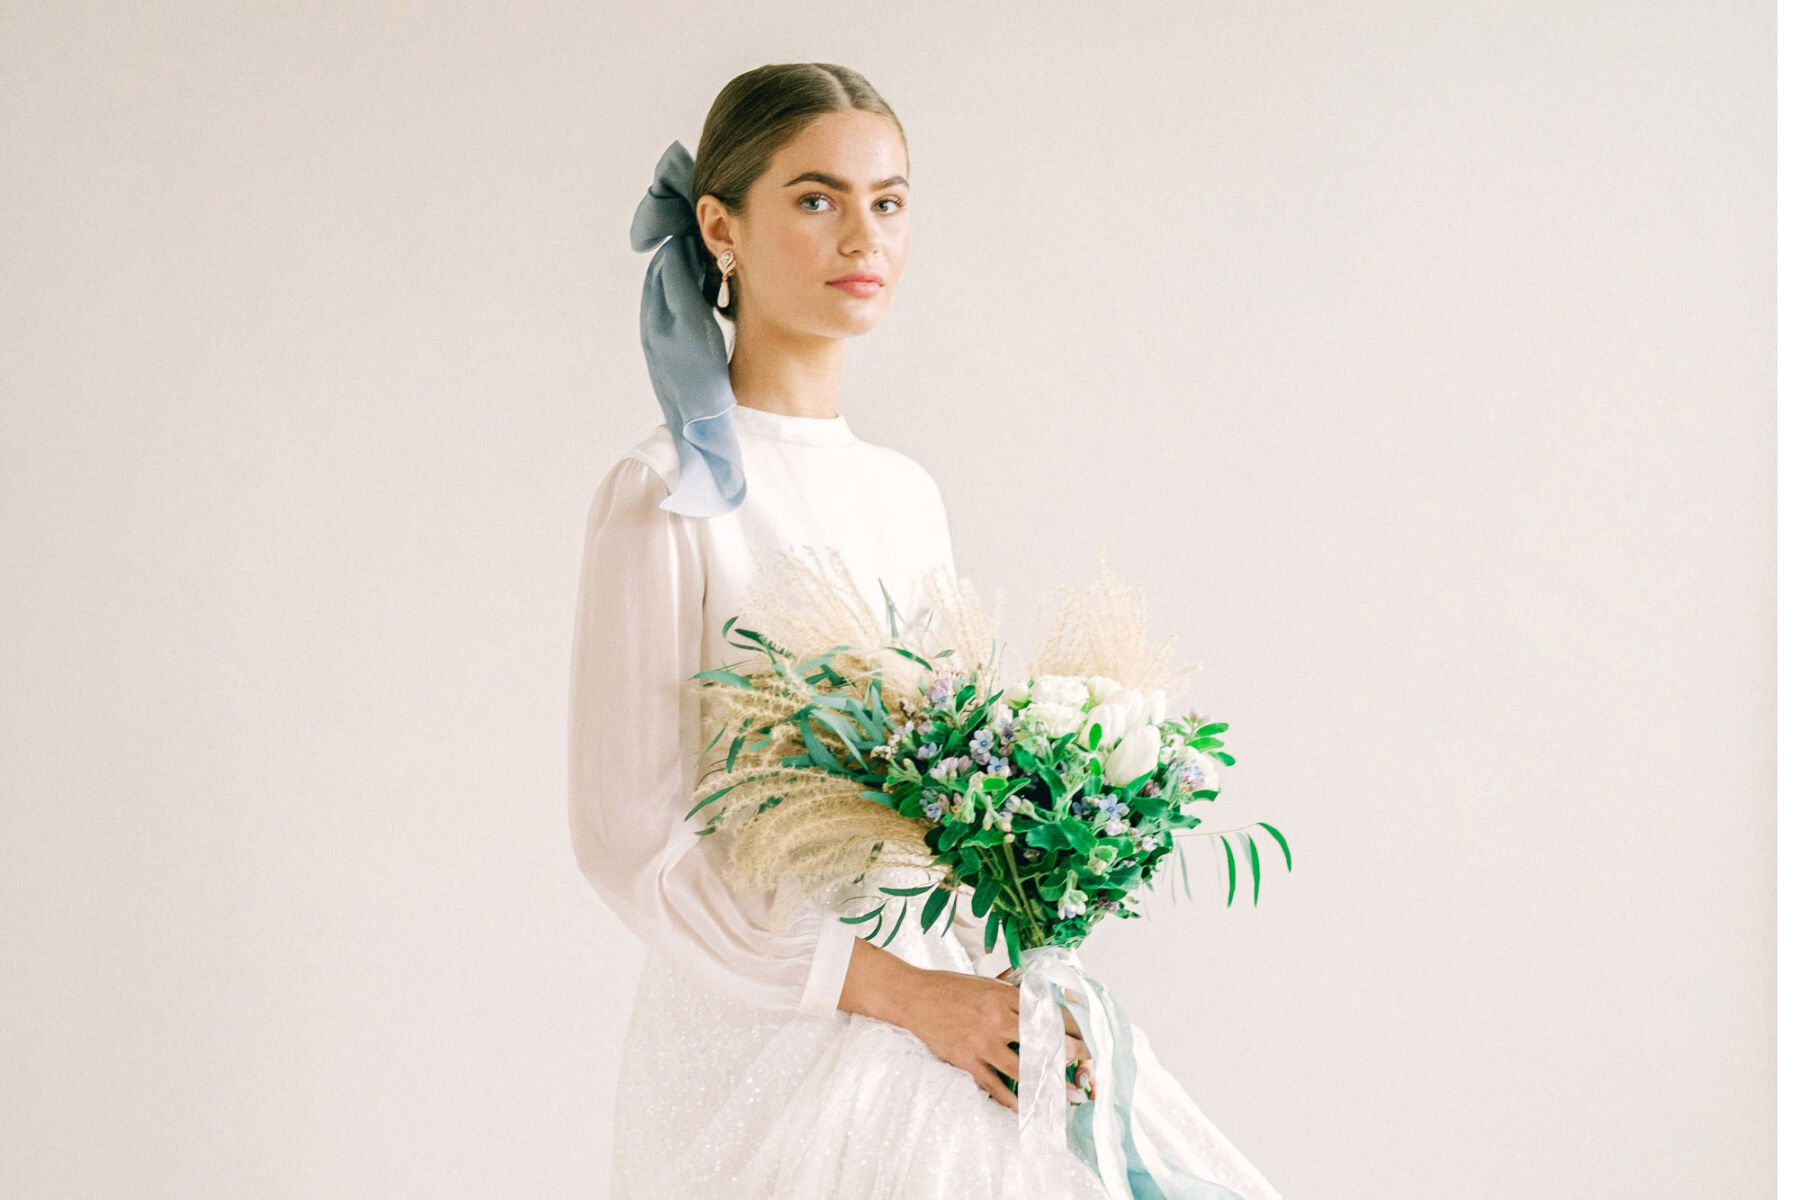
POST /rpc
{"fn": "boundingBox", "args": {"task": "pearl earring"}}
[717,250,736,309]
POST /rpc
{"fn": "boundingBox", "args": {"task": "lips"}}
[829,274,883,297]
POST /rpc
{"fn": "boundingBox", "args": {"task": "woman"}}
[568,62,1282,1199]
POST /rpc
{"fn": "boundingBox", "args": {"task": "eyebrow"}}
[781,170,909,191]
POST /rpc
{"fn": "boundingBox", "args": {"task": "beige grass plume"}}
[1028,550,1203,708]
[688,545,1001,928]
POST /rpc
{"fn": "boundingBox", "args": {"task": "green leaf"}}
[1257,821,1292,870]
[972,877,1000,917]
[1065,822,1098,856]
[685,781,740,820]
[880,883,936,897]
[1246,831,1262,904]
[1003,917,1022,970]
[921,884,951,932]
[810,707,869,768]
[984,907,1001,954]
[841,905,884,925]
[692,666,752,688]
[798,716,844,772]
[1221,836,1236,906]
[879,576,902,639]
[880,901,908,948]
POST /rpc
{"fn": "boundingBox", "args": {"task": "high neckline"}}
[728,402,858,447]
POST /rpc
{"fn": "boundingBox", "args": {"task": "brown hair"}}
[692,63,906,320]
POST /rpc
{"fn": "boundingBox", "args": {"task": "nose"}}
[839,205,883,260]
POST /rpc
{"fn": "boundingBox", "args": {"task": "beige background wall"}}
[1,2,1772,1197]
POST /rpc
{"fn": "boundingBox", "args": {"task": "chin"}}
[826,298,893,337]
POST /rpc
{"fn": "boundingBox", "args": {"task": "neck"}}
[727,308,846,419]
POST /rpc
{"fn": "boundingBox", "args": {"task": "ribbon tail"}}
[1016,946,1252,1200]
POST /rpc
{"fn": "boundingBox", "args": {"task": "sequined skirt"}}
[605,883,1282,1199]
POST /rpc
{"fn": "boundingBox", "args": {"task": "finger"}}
[1061,1005,1084,1040]
[993,1043,1021,1081]
[976,1064,1019,1113]
[1064,1033,1088,1065]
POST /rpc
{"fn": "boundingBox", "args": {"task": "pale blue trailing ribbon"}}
[628,139,746,517]
[1016,945,1248,1199]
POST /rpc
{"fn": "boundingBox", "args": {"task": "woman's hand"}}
[838,936,1093,1111]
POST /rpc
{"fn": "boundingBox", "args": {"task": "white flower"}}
[1086,675,1123,705]
[1079,701,1125,749]
[1030,674,1091,710]
[1104,726,1162,787]
[1022,700,1085,738]
[1000,679,1033,707]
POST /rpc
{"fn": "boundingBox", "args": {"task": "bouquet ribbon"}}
[1015,945,1248,1200]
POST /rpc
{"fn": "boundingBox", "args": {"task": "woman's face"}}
[700,109,910,341]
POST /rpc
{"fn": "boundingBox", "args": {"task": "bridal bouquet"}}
[686,546,1289,1198]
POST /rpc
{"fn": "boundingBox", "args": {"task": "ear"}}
[693,194,736,263]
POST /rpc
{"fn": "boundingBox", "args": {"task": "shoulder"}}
[618,422,679,493]
[586,422,677,505]
[853,438,946,503]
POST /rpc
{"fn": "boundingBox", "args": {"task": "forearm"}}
[837,934,924,1026]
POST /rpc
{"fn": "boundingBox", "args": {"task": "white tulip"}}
[1086,675,1123,704]
[1104,726,1162,787]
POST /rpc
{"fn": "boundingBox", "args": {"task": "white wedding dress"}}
[567,402,1283,1199]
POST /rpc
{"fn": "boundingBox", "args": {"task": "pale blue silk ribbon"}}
[628,139,746,518]
[1016,946,1249,1199]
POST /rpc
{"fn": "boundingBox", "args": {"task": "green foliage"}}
[695,615,1293,955]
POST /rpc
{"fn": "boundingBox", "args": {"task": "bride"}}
[567,61,1283,1199]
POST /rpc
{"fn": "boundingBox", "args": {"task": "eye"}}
[797,193,907,214]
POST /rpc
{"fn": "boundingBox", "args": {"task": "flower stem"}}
[1001,840,1047,949]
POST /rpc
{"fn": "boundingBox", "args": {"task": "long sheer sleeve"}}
[567,454,856,1019]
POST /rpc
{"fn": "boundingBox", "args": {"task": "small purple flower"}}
[923,798,945,822]
[926,675,955,707]
[1104,817,1126,836]
[1097,794,1126,820]
[1142,779,1160,798]
[916,742,941,761]
[1138,835,1158,852]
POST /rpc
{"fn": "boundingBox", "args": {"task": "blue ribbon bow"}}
[629,139,746,517]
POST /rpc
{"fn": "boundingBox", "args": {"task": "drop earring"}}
[716,250,736,309]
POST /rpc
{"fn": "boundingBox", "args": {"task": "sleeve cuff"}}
[797,904,858,1018]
